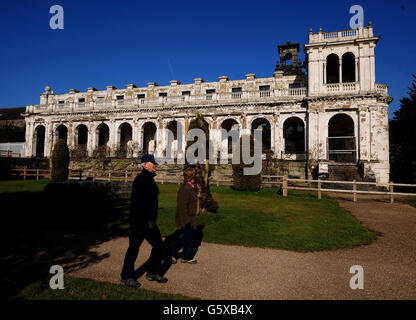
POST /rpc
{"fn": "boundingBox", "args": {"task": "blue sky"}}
[0,0,415,118]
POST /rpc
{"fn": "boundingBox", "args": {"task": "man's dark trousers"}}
[121,223,163,279]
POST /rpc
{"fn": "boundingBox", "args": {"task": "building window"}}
[77,98,85,107]
[231,87,242,99]
[159,92,167,97]
[116,95,124,105]
[326,54,340,84]
[289,83,301,88]
[259,85,270,91]
[182,91,191,96]
[206,89,215,94]
[137,94,145,99]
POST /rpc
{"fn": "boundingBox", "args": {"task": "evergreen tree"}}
[389,74,416,183]
[185,113,219,213]
[51,139,70,182]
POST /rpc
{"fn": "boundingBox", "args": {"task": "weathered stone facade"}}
[23,24,392,184]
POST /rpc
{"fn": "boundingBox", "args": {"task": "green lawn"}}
[1,179,377,300]
[0,179,50,193]
[0,180,376,251]
[14,276,195,300]
[157,184,376,251]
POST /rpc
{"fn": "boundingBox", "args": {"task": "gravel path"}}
[65,194,416,299]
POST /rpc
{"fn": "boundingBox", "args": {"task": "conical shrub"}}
[232,134,261,191]
[51,139,70,182]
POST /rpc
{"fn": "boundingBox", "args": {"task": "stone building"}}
[23,24,392,184]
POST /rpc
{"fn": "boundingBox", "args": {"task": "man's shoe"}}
[172,257,178,264]
[120,278,141,287]
[146,273,168,283]
[180,258,197,264]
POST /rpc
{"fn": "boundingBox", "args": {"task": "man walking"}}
[120,154,167,287]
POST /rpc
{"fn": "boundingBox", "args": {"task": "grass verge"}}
[14,276,195,300]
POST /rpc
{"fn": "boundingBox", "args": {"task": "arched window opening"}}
[34,125,45,157]
[167,120,183,158]
[285,53,293,66]
[342,52,355,83]
[251,118,271,153]
[326,54,339,84]
[221,119,239,154]
[76,124,88,149]
[283,117,305,154]
[328,114,356,163]
[143,122,157,154]
[119,123,132,147]
[97,123,109,146]
[56,125,68,142]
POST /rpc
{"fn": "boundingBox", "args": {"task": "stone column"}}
[323,61,327,84]
[109,120,117,157]
[132,119,140,158]
[87,123,95,157]
[355,58,359,83]
[273,113,280,158]
[67,122,75,150]
[44,121,53,157]
[25,121,33,157]
[339,58,343,83]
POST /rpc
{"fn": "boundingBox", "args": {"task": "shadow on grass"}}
[0,182,130,300]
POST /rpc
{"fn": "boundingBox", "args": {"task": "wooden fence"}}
[9,168,416,203]
[0,150,22,158]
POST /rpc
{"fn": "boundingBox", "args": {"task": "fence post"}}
[390,182,394,204]
[161,172,164,184]
[49,169,52,181]
[353,180,357,202]
[23,167,27,181]
[283,175,288,197]
[216,172,219,187]
[108,171,111,182]
[36,169,39,181]
[318,179,322,200]
[177,173,180,185]
[125,170,128,183]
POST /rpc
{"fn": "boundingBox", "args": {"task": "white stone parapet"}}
[308,25,376,44]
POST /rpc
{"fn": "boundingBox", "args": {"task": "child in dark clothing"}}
[133,225,204,281]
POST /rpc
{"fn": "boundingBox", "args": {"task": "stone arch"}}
[221,118,240,154]
[33,124,46,157]
[251,117,271,153]
[328,113,356,163]
[283,116,305,154]
[55,124,68,143]
[118,122,133,147]
[96,123,110,147]
[326,53,339,84]
[142,121,157,154]
[342,52,355,83]
[75,124,88,149]
[166,120,183,158]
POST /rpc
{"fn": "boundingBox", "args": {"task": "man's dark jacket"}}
[130,168,159,227]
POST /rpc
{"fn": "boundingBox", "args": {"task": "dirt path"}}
[65,194,416,299]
